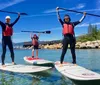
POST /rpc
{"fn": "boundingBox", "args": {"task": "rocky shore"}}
[76,40,100,49]
[14,40,100,49]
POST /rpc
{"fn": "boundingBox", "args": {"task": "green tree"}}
[77,24,100,42]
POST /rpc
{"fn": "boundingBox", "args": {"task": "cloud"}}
[83,8,100,12]
[96,0,100,9]
[43,3,85,14]
[76,23,89,27]
[22,8,100,20]
[77,4,85,9]
[77,22,100,27]
[0,0,25,10]
[43,2,100,15]
[43,8,100,14]
[72,3,85,9]
[43,9,56,13]
[22,12,57,18]
[48,22,100,31]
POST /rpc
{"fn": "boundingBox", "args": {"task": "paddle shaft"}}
[21,31,50,33]
[22,31,43,33]
[59,8,100,17]
[0,10,28,15]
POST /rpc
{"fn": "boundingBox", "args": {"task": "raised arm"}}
[0,21,5,30]
[0,21,5,26]
[30,32,33,39]
[73,12,86,26]
[38,33,40,37]
[79,12,86,23]
[56,7,61,20]
[56,7,63,25]
[11,13,20,26]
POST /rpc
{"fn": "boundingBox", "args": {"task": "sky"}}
[0,0,100,43]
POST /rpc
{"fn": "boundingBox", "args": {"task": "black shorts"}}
[33,45,39,49]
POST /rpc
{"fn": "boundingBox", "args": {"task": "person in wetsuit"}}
[0,13,20,67]
[31,33,40,58]
[56,7,86,65]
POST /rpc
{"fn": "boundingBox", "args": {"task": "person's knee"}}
[70,43,75,49]
[63,46,67,51]
[32,49,34,52]
[11,53,14,56]
[3,49,6,52]
[10,50,14,54]
[2,51,6,55]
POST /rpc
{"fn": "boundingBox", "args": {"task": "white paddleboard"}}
[0,63,51,73]
[55,61,100,83]
[24,56,53,65]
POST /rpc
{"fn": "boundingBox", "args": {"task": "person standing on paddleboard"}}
[0,13,20,67]
[31,33,40,58]
[56,7,86,64]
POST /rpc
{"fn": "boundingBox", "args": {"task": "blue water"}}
[0,48,100,85]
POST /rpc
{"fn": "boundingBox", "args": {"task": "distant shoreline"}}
[13,40,100,49]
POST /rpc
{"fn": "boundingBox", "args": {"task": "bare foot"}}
[62,62,68,64]
[36,57,38,59]
[2,65,6,68]
[59,64,63,67]
[73,64,77,66]
[12,62,16,65]
[32,56,34,58]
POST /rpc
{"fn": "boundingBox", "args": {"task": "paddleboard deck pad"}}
[24,56,53,67]
[55,61,100,85]
[0,63,51,73]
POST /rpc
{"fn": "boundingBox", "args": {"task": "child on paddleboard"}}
[31,33,40,58]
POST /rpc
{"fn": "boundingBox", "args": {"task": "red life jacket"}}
[3,25,13,36]
[32,39,39,46]
[63,23,74,35]
[32,36,39,46]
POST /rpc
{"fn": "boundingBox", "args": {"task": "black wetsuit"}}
[56,9,86,64]
[58,12,85,64]
[59,19,80,64]
[0,16,20,65]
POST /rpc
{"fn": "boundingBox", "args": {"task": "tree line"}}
[77,24,100,42]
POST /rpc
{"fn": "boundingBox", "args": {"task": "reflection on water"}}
[0,68,74,85]
[0,71,33,85]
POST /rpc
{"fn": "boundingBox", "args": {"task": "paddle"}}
[21,31,51,34]
[0,10,28,15]
[58,7,100,17]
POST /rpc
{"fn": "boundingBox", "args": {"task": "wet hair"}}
[63,14,71,22]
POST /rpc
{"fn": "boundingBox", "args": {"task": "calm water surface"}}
[0,49,100,85]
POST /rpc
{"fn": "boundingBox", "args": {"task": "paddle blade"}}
[20,13,28,15]
[45,31,51,34]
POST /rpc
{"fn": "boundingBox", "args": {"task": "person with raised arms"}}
[0,13,20,67]
[31,33,40,58]
[56,7,86,65]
